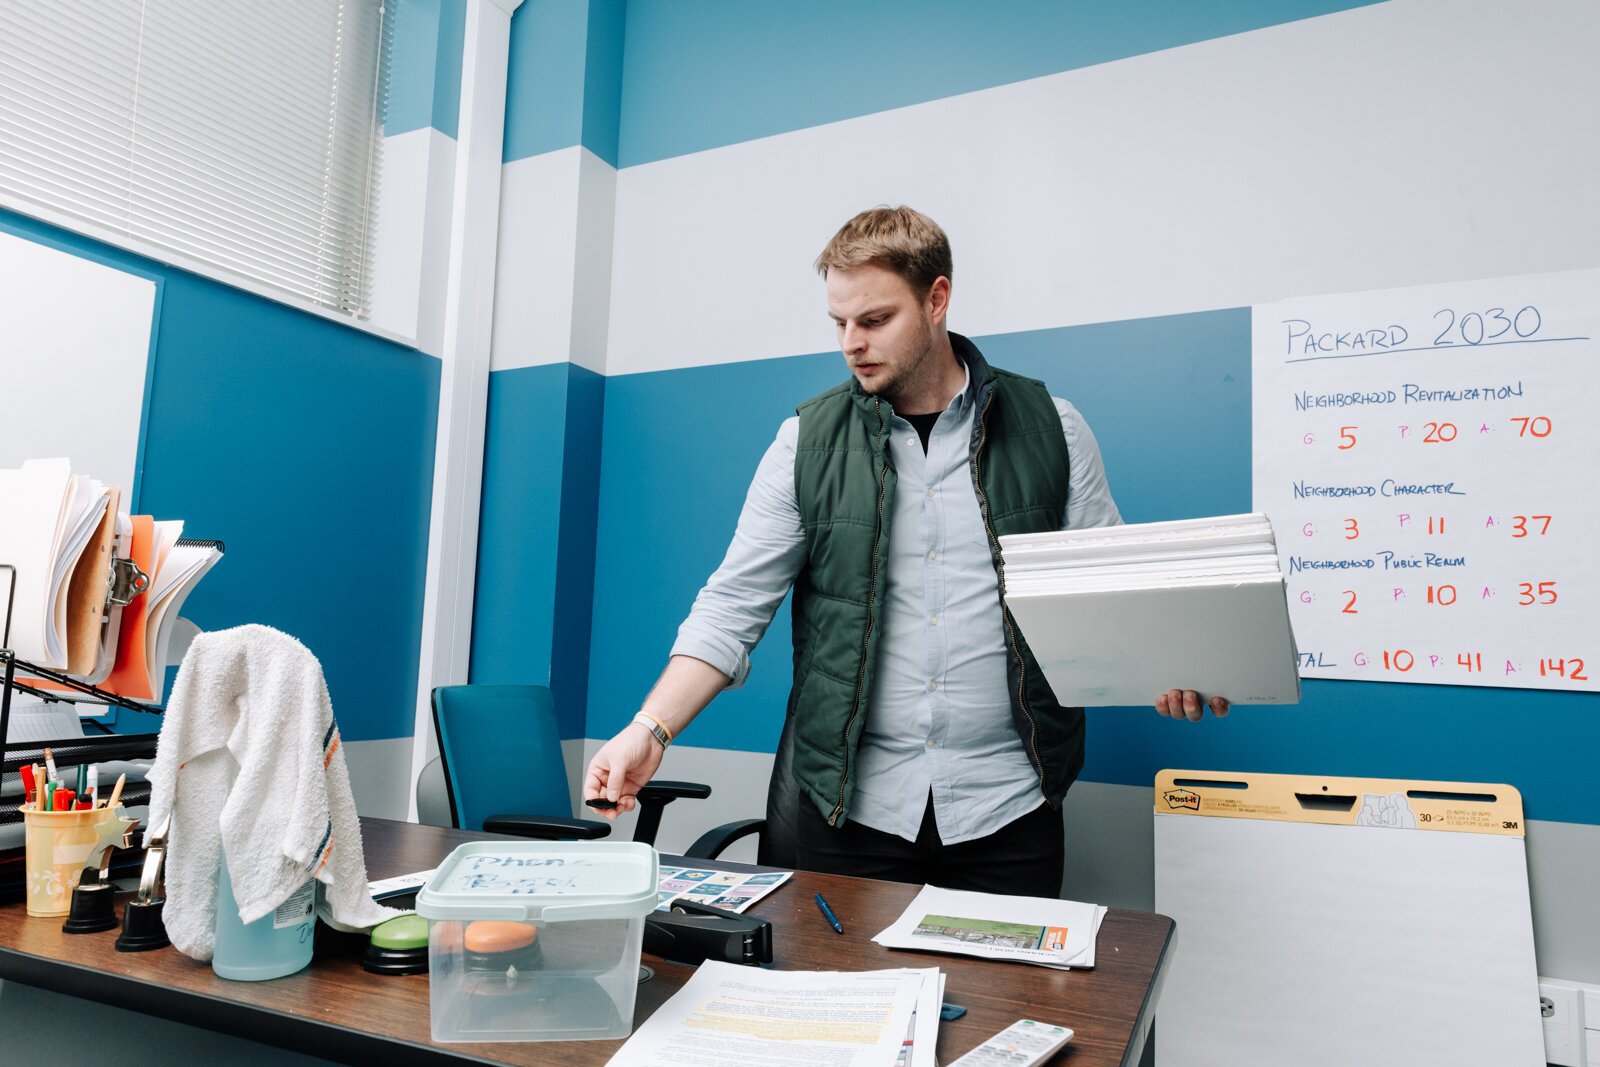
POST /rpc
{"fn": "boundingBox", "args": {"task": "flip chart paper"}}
[1252,268,1598,692]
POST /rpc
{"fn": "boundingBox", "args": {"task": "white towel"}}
[146,624,399,960]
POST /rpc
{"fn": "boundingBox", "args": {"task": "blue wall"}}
[582,311,1600,825]
[2,208,439,743]
[613,0,1382,167]
[471,362,605,739]
[477,0,1598,833]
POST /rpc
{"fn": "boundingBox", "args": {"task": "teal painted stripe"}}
[1084,680,1599,826]
[579,0,625,165]
[473,364,568,694]
[1,207,440,744]
[587,349,842,753]
[551,365,606,738]
[505,0,624,166]
[384,0,464,139]
[471,362,604,739]
[612,0,1385,168]
[583,309,1597,826]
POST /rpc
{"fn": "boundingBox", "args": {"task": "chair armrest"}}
[638,780,712,801]
[483,814,612,840]
[630,780,713,847]
[685,818,766,860]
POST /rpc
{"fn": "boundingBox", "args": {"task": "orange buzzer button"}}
[463,921,539,954]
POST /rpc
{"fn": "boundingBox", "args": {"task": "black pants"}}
[795,792,1065,898]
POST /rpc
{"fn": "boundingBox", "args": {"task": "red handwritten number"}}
[1427,585,1457,605]
[1422,421,1457,443]
[1511,416,1553,438]
[1341,590,1358,614]
[1457,653,1482,672]
[1338,425,1357,450]
[1344,519,1359,540]
[1518,581,1558,605]
[1382,650,1414,672]
[1511,515,1552,538]
[1540,658,1591,681]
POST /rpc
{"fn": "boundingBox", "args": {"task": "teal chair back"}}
[431,684,571,832]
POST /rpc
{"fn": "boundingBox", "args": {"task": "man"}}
[584,206,1226,896]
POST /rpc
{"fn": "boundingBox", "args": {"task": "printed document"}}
[605,961,940,1067]
[873,885,1107,969]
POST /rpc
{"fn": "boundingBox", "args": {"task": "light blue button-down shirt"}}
[672,363,1122,844]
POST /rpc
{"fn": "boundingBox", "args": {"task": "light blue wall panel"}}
[616,0,1384,167]
[0,208,440,744]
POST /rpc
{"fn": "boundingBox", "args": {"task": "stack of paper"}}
[606,961,943,1067]
[0,458,112,669]
[2,458,223,704]
[872,885,1107,970]
[101,520,221,703]
[1000,512,1300,707]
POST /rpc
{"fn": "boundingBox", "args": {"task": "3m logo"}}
[1163,788,1201,811]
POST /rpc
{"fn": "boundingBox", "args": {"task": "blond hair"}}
[814,205,952,293]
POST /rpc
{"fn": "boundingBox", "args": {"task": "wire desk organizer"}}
[1,538,225,776]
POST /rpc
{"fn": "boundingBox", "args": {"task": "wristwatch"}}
[632,711,672,749]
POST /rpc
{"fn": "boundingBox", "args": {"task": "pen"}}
[43,746,59,785]
[87,765,98,808]
[814,892,843,935]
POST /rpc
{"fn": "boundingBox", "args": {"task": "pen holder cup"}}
[21,805,136,918]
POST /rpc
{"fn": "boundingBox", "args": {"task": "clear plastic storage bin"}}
[415,840,658,1043]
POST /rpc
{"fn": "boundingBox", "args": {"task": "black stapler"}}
[644,898,773,966]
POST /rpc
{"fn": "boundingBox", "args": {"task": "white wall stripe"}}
[603,0,1599,377]
[368,125,457,355]
[491,145,616,373]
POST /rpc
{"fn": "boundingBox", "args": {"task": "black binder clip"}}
[643,898,773,966]
[117,814,169,952]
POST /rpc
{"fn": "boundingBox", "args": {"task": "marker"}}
[87,765,98,808]
[20,765,36,806]
[814,892,843,934]
[43,747,59,785]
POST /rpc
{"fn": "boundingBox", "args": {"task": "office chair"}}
[683,709,797,867]
[429,684,709,846]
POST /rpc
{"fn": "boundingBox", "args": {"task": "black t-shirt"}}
[904,411,940,454]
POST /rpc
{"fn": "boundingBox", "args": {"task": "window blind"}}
[0,0,387,317]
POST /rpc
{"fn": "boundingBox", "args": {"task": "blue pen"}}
[814,892,843,934]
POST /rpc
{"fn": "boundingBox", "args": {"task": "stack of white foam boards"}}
[999,513,1299,706]
[1153,770,1544,1067]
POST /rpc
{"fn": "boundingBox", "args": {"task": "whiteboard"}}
[1252,268,1598,693]
[0,229,157,501]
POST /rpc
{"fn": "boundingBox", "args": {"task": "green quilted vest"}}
[790,334,1085,826]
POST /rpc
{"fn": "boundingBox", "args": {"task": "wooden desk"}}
[0,818,1172,1066]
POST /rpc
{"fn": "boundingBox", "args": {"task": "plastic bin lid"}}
[414,840,659,923]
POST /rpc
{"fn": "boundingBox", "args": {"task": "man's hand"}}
[582,724,665,820]
[1155,689,1230,722]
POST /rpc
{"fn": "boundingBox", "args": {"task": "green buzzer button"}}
[364,914,430,976]
[370,914,429,950]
